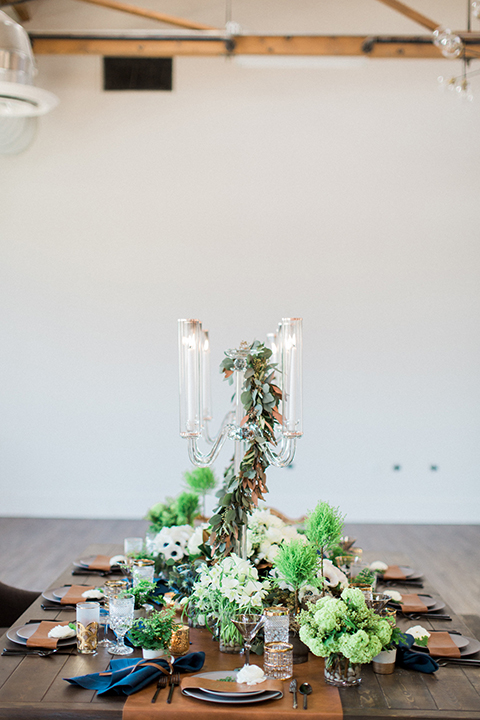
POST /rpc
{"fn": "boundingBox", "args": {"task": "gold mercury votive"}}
[169,624,190,656]
[264,641,294,680]
[103,579,129,611]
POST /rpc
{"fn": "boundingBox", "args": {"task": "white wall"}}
[1,1,479,522]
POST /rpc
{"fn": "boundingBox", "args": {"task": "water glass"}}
[145,531,157,554]
[124,537,144,559]
[76,602,100,654]
[108,593,135,655]
[263,641,293,680]
[263,607,289,644]
[131,558,155,587]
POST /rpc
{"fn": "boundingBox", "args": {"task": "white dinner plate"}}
[182,688,283,704]
[7,623,77,647]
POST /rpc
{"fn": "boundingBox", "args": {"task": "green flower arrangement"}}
[146,491,200,532]
[298,587,393,665]
[128,579,163,611]
[129,608,176,651]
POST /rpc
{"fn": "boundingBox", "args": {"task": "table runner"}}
[123,628,343,720]
[61,585,96,604]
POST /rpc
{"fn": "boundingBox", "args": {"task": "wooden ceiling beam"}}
[29,34,480,58]
[373,0,439,32]
[71,0,218,31]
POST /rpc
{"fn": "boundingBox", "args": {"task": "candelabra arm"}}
[263,436,297,467]
[203,411,235,445]
[187,428,230,467]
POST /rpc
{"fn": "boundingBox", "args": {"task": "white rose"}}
[407,625,430,641]
[236,664,265,685]
[48,624,76,639]
[369,561,388,572]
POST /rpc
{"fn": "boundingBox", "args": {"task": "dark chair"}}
[0,581,41,628]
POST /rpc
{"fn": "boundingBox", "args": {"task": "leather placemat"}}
[427,632,461,658]
[26,621,71,649]
[61,585,96,604]
[399,594,429,613]
[87,555,113,572]
[382,565,407,581]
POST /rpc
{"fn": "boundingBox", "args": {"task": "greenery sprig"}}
[208,341,282,557]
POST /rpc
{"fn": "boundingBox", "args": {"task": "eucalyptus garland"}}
[208,341,282,557]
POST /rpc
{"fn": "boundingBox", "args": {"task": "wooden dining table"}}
[1,542,479,720]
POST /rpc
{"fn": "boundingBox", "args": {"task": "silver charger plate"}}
[182,688,283,704]
[7,623,77,647]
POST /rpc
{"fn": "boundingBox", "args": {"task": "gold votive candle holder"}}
[76,602,100,654]
[103,579,129,610]
[169,624,190,656]
[263,641,293,680]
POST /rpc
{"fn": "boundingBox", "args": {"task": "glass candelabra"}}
[178,318,303,558]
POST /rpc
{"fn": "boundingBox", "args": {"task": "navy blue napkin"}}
[396,634,439,673]
[64,651,205,695]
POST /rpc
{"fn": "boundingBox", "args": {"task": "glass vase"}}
[219,620,243,654]
[324,654,362,687]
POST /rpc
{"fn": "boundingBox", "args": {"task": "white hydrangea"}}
[154,524,194,561]
[247,507,303,565]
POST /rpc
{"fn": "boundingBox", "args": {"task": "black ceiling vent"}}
[103,57,173,91]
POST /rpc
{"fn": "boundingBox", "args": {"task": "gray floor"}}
[0,518,479,615]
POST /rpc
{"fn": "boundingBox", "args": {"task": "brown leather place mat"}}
[61,585,96,604]
[399,594,429,613]
[123,628,343,720]
[382,565,407,581]
[86,555,113,572]
[181,675,283,694]
[427,632,461,658]
[26,621,71,649]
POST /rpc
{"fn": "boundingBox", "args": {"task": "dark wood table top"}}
[1,543,479,720]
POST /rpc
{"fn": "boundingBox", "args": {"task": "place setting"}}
[3,619,77,657]
[72,554,127,577]
[41,584,105,611]
[405,626,480,666]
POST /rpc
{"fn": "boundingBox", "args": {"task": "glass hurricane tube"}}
[178,319,203,437]
[231,614,264,666]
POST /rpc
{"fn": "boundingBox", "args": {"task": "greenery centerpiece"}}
[298,587,393,686]
[305,501,345,589]
[129,607,176,658]
[129,579,162,614]
[208,341,282,558]
[184,467,217,518]
[186,554,269,652]
[272,539,321,616]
